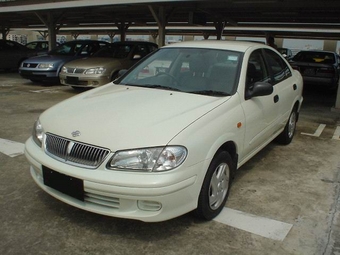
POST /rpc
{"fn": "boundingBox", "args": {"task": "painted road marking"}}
[30,89,59,93]
[332,126,340,141]
[301,124,326,137]
[214,208,293,241]
[0,138,25,157]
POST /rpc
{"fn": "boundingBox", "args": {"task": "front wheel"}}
[276,108,297,145]
[195,151,233,220]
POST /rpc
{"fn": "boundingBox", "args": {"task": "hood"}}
[40,84,229,151]
[24,54,78,63]
[64,57,121,68]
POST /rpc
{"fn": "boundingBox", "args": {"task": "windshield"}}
[118,48,241,96]
[93,44,132,59]
[49,41,97,56]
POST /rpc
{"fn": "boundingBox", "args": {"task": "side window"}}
[134,45,148,57]
[246,49,270,91]
[148,44,158,52]
[264,49,292,84]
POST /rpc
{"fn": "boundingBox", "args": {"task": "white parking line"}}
[0,138,25,157]
[214,208,293,241]
[29,89,59,93]
[332,126,340,140]
[301,124,326,137]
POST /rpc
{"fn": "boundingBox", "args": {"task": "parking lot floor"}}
[1,72,340,255]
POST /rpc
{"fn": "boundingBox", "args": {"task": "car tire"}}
[276,107,298,145]
[195,151,233,220]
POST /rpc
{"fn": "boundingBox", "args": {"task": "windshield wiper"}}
[189,90,231,96]
[139,84,181,91]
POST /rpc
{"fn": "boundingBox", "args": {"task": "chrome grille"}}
[64,67,86,74]
[45,133,110,169]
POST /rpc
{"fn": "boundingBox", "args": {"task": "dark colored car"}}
[59,41,158,89]
[25,40,60,56]
[0,39,35,71]
[19,40,109,83]
[289,50,340,88]
[277,48,293,60]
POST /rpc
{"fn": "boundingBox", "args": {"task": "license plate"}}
[42,166,84,201]
[66,76,79,84]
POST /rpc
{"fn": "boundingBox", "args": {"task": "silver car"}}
[59,41,158,89]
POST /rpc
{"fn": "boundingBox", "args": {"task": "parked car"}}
[59,41,158,89]
[289,50,340,88]
[25,40,60,55]
[25,40,303,222]
[277,47,293,60]
[19,40,109,83]
[0,39,35,71]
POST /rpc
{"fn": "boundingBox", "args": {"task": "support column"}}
[1,26,10,40]
[323,40,337,52]
[35,11,64,50]
[149,5,176,46]
[107,31,116,43]
[71,32,80,40]
[116,22,130,42]
[150,32,158,44]
[214,21,225,40]
[203,32,210,40]
[38,31,49,40]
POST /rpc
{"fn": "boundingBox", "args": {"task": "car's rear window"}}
[293,51,335,64]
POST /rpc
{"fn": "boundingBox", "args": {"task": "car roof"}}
[163,40,270,52]
[297,50,336,54]
[111,41,158,46]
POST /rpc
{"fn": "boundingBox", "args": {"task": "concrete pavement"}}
[1,71,340,255]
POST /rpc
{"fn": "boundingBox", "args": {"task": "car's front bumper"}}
[59,73,111,87]
[19,68,59,81]
[25,137,202,222]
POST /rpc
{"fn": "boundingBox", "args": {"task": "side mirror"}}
[118,69,128,77]
[245,82,273,100]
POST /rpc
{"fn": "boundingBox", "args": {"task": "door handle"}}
[293,84,297,90]
[274,95,279,103]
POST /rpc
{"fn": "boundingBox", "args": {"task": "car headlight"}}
[85,67,106,75]
[38,63,54,69]
[107,146,187,172]
[32,119,44,147]
[61,66,67,73]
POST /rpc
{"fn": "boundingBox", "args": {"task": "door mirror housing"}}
[246,82,273,100]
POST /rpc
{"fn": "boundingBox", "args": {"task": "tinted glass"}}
[264,49,292,84]
[119,48,242,96]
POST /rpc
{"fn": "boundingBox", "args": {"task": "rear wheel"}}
[276,107,297,145]
[195,151,233,220]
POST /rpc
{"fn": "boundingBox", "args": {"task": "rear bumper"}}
[303,76,339,87]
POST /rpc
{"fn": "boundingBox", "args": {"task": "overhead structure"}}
[1,0,340,46]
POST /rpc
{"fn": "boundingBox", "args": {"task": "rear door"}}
[263,49,296,131]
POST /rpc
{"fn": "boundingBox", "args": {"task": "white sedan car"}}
[25,40,303,222]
